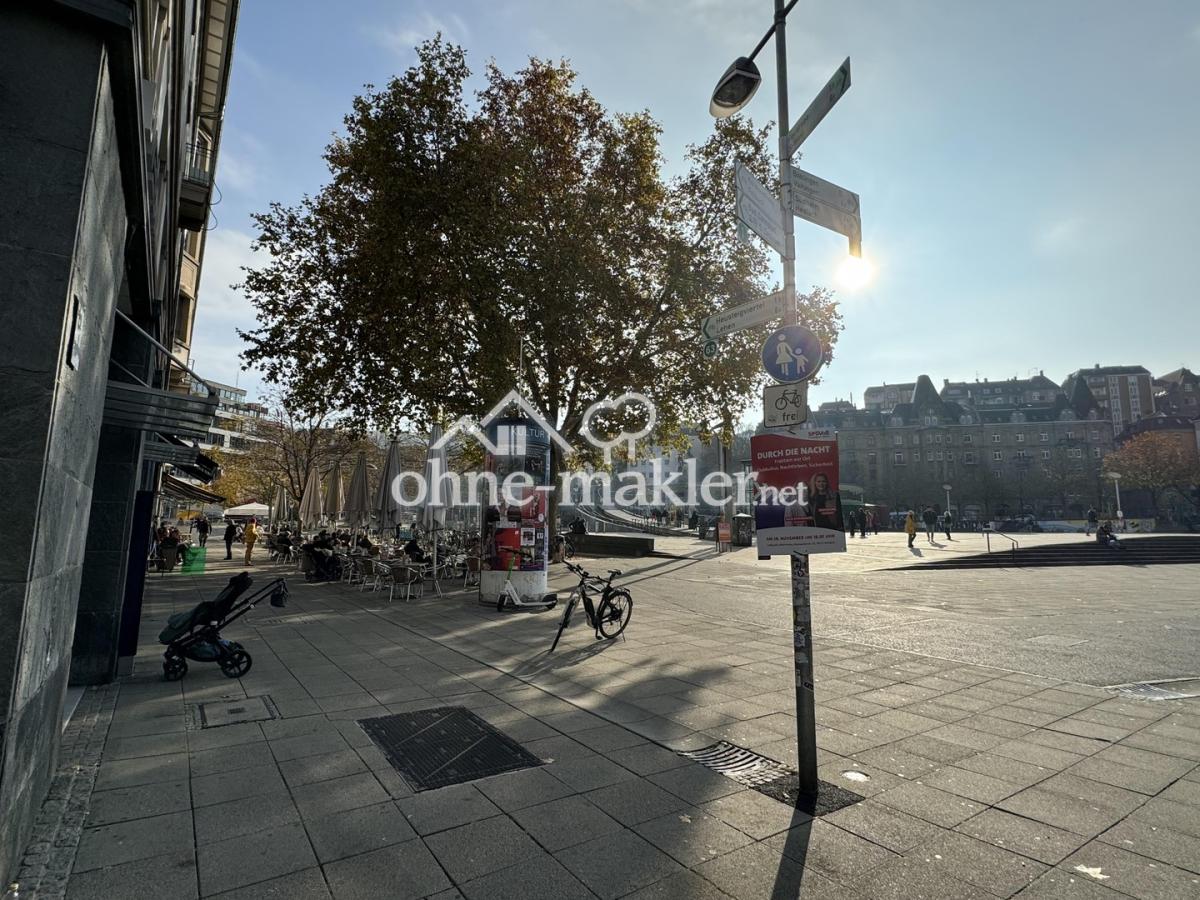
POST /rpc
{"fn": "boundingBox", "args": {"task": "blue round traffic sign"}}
[761,325,824,384]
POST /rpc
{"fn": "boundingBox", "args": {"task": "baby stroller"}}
[158,572,288,680]
[300,543,341,582]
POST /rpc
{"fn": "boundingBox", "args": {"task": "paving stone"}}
[425,814,545,883]
[188,722,266,753]
[1098,817,1200,875]
[397,783,502,835]
[647,765,745,805]
[556,829,683,900]
[459,853,595,900]
[765,818,898,882]
[322,839,451,900]
[63,850,196,900]
[73,811,195,872]
[634,808,752,866]
[1064,756,1180,796]
[998,787,1127,838]
[922,765,1023,804]
[916,830,1047,897]
[1036,772,1147,817]
[1158,778,1200,808]
[1014,867,1127,898]
[1025,728,1112,757]
[190,741,278,778]
[956,808,1088,865]
[621,869,736,900]
[473,764,575,811]
[269,729,349,762]
[893,734,977,764]
[194,792,301,844]
[196,821,317,896]
[192,762,288,808]
[524,734,600,763]
[92,753,189,792]
[304,800,416,863]
[510,794,624,852]
[693,840,847,900]
[874,780,984,828]
[851,744,941,780]
[209,866,331,899]
[279,748,368,788]
[991,739,1085,771]
[1093,743,1196,777]
[607,742,691,776]
[1062,840,1200,900]
[585,778,690,826]
[105,732,189,760]
[824,800,941,853]
[849,854,986,900]
[700,788,811,840]
[546,755,638,792]
[293,771,390,821]
[953,751,1053,787]
[86,779,190,827]
[1130,797,1200,839]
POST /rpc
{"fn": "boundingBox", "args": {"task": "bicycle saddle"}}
[608,569,623,577]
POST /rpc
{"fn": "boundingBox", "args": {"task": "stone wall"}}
[0,7,127,882]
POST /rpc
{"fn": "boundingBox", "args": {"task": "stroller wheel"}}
[163,657,187,681]
[219,648,252,679]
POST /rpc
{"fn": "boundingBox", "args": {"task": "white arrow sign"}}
[700,291,787,341]
[790,181,861,249]
[786,57,851,158]
[735,162,788,257]
[791,167,859,217]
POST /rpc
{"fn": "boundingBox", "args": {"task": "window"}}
[1068,448,1083,459]
[1039,432,1048,442]
[926,451,934,462]
[1066,430,1075,440]
[963,451,976,464]
[992,450,1002,461]
[1093,447,1102,459]
[1089,430,1098,441]
[992,433,1001,443]
[963,435,973,444]
[1016,434,1025,443]
[1041,449,1051,460]
[913,435,920,446]
[926,434,934,445]
[1031,392,1041,401]
[867,436,877,447]
[894,452,905,464]
[947,451,955,461]
[935,434,943,444]
[846,451,857,461]
[1016,449,1029,459]
[893,435,903,447]
[936,451,944,461]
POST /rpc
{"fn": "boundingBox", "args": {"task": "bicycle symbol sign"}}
[761,325,824,384]
[763,383,808,430]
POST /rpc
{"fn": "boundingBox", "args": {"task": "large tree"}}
[1103,432,1200,519]
[238,38,841,475]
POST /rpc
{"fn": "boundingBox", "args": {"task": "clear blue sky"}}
[193,0,1200,417]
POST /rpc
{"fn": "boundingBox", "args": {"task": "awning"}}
[162,474,225,504]
[144,434,221,483]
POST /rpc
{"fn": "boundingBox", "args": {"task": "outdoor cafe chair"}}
[388,562,424,602]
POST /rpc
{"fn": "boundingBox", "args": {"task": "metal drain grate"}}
[358,706,543,792]
[680,741,865,816]
[680,741,794,787]
[197,695,277,728]
[1108,678,1200,701]
[255,613,325,627]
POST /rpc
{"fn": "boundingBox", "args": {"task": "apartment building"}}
[189,378,267,452]
[0,0,239,880]
[1063,365,1156,432]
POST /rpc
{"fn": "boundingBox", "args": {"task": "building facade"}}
[813,374,1114,520]
[190,378,267,453]
[1063,365,1156,433]
[1153,368,1200,423]
[0,0,238,880]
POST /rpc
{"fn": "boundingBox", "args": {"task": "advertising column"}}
[479,416,551,605]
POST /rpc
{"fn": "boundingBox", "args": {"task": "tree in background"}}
[237,39,843,498]
[1103,432,1200,522]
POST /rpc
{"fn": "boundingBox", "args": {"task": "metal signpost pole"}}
[774,0,818,803]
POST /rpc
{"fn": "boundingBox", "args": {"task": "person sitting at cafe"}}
[403,536,428,564]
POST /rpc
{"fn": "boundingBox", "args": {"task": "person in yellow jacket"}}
[904,510,917,548]
[242,518,259,565]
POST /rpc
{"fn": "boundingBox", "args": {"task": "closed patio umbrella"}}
[324,460,345,525]
[271,484,291,524]
[374,438,406,537]
[422,424,449,568]
[343,451,372,531]
[298,467,324,530]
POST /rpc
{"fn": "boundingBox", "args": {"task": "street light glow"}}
[835,254,875,290]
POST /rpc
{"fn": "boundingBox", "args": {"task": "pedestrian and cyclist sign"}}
[761,324,824,383]
[763,383,808,429]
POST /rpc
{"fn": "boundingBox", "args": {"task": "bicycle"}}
[774,388,805,410]
[549,561,633,651]
[557,532,577,560]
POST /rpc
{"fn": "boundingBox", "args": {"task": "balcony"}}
[179,142,214,231]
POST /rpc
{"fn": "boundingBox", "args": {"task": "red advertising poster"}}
[751,430,846,555]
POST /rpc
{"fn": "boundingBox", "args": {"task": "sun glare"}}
[835,254,875,290]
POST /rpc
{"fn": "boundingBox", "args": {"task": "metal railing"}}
[184,142,215,186]
[984,529,1019,564]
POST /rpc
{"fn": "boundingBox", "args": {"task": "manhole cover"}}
[198,696,276,728]
[679,741,864,816]
[1107,678,1200,701]
[358,707,543,792]
[1027,635,1089,648]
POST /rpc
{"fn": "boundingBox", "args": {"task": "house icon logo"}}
[433,390,575,457]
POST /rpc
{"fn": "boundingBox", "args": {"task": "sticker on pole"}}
[761,325,824,384]
[751,431,846,556]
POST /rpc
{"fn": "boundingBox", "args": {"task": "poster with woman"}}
[751,430,846,556]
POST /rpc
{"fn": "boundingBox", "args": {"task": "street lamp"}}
[942,482,953,515]
[1107,471,1123,521]
[709,57,762,117]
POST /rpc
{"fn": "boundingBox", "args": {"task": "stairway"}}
[904,535,1200,570]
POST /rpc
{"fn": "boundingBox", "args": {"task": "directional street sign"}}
[734,161,788,257]
[702,339,719,359]
[761,324,824,384]
[699,291,787,341]
[786,57,851,158]
[790,188,861,246]
[763,382,808,430]
[791,167,859,216]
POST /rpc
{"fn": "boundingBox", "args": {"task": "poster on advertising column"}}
[751,429,846,556]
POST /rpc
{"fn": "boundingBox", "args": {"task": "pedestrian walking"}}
[846,509,858,537]
[942,509,953,541]
[904,510,917,548]
[922,506,937,543]
[242,517,259,565]
[859,510,867,539]
[1085,506,1098,535]
[196,515,210,547]
[872,510,879,535]
[223,521,237,560]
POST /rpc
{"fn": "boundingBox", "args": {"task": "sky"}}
[193,0,1200,421]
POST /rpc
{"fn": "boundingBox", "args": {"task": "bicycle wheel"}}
[550,598,578,652]
[596,589,632,639]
